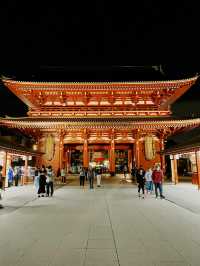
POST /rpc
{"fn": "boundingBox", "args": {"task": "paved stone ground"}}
[1,182,200,266]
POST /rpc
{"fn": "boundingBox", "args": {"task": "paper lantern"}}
[45,134,55,161]
[144,135,155,160]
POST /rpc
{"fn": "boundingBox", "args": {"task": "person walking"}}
[61,167,66,183]
[136,165,146,198]
[152,165,165,199]
[34,166,40,193]
[88,167,94,189]
[46,166,54,197]
[79,167,85,187]
[123,165,128,179]
[96,167,102,187]
[8,166,14,187]
[38,165,47,197]
[145,167,153,194]
[14,167,21,186]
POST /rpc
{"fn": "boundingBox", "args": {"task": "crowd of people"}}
[0,162,165,208]
[131,164,165,199]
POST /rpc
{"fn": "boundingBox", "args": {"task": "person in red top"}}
[152,165,165,199]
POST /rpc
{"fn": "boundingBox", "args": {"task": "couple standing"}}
[80,167,102,189]
[35,165,54,197]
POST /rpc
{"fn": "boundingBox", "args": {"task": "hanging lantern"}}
[144,135,156,160]
[45,134,55,161]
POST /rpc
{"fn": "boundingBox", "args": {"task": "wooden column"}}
[195,150,200,190]
[59,132,64,170]
[173,156,178,184]
[170,155,178,184]
[170,156,175,183]
[68,148,71,173]
[2,151,8,187]
[134,130,140,168]
[66,147,70,174]
[83,129,88,168]
[2,151,7,177]
[160,137,165,173]
[24,156,28,185]
[110,130,115,174]
[128,149,132,172]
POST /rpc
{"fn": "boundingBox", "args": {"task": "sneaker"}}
[160,195,165,199]
[138,193,141,197]
[142,195,145,199]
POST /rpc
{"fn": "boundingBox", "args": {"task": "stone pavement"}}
[1,183,200,266]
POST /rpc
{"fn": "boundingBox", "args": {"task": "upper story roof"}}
[2,65,198,82]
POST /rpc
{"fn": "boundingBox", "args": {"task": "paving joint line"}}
[104,187,121,266]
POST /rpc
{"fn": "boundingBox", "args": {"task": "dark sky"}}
[0,1,200,116]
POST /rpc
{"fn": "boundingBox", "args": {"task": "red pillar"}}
[24,156,28,185]
[59,133,64,170]
[174,157,178,184]
[195,150,200,190]
[109,130,115,174]
[2,151,7,178]
[2,151,8,187]
[83,129,88,168]
[134,131,140,168]
[160,137,165,173]
[83,139,88,168]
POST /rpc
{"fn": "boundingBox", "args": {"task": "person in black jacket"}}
[38,165,47,197]
[88,167,94,189]
[79,167,86,187]
[136,165,146,198]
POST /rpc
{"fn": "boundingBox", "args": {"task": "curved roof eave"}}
[1,75,199,86]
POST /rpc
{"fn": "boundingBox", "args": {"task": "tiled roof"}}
[0,139,42,156]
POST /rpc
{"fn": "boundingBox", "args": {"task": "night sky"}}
[0,2,200,117]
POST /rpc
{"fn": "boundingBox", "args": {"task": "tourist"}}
[96,167,102,187]
[14,166,22,186]
[79,167,86,187]
[88,167,94,189]
[85,167,88,181]
[145,167,153,194]
[123,165,128,179]
[34,166,40,193]
[0,165,5,208]
[8,166,14,187]
[38,165,47,197]
[136,165,146,198]
[152,165,165,199]
[131,165,138,183]
[61,167,66,183]
[46,166,54,197]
